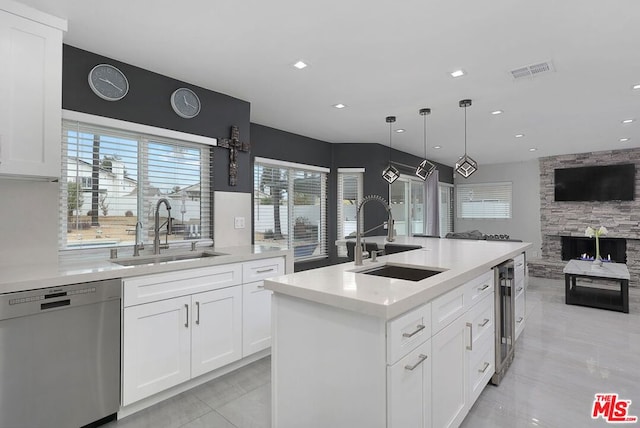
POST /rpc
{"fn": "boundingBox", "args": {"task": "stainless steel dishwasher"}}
[0,278,121,428]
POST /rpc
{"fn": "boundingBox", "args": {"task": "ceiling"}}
[17,0,640,167]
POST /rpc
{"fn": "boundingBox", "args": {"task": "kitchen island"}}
[265,237,530,428]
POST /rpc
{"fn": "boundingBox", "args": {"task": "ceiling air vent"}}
[510,60,555,80]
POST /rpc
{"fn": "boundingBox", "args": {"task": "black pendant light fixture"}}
[415,108,436,180]
[455,99,478,178]
[382,115,400,184]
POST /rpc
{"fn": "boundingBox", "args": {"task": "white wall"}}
[214,191,252,248]
[0,180,59,267]
[454,159,542,259]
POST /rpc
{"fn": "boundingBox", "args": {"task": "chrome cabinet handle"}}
[184,304,189,328]
[517,317,524,323]
[402,324,425,338]
[257,284,265,289]
[404,354,428,371]
[256,268,274,273]
[479,362,491,373]
[517,287,523,293]
[479,318,490,327]
[466,322,473,350]
[478,284,490,291]
[196,301,200,325]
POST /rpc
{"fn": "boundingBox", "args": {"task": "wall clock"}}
[88,64,129,101]
[171,88,201,119]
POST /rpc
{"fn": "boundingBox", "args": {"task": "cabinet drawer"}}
[124,264,242,306]
[468,338,495,405]
[515,291,525,341]
[242,257,285,283]
[464,270,494,309]
[431,285,465,334]
[514,278,525,300]
[387,303,431,365]
[469,292,494,349]
[514,253,525,285]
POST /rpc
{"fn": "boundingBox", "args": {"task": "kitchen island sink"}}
[358,264,444,281]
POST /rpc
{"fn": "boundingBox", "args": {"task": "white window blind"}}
[60,120,212,249]
[456,182,512,219]
[337,170,363,257]
[254,159,328,261]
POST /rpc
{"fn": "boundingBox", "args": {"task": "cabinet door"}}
[387,340,431,428]
[191,286,242,378]
[122,296,191,406]
[432,315,468,428]
[242,281,272,357]
[0,11,62,178]
[515,288,525,341]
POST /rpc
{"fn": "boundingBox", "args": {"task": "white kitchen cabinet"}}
[122,295,191,406]
[432,314,468,428]
[0,5,65,179]
[242,281,272,356]
[191,286,242,377]
[387,339,431,428]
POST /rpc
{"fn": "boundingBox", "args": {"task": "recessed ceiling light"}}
[620,138,630,142]
[450,69,465,78]
[333,103,346,109]
[515,134,525,138]
[491,110,503,115]
[395,129,405,133]
[433,145,441,149]
[633,84,640,90]
[529,148,537,152]
[622,119,634,124]
[293,61,307,69]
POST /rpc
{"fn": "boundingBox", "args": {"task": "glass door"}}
[390,177,426,237]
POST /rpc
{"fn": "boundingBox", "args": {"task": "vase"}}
[593,235,602,265]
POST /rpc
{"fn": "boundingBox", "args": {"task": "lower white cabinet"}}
[387,339,432,428]
[242,281,272,357]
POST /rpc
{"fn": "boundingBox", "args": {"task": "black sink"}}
[360,265,443,281]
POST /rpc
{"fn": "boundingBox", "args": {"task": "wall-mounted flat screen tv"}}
[554,164,635,201]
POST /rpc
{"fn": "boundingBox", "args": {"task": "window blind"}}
[337,171,363,257]
[456,182,512,219]
[254,159,328,261]
[60,120,212,250]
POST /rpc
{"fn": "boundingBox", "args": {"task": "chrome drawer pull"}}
[257,284,265,289]
[479,362,491,373]
[404,354,428,371]
[466,322,473,350]
[478,284,490,291]
[402,324,425,338]
[479,318,490,327]
[256,268,274,273]
[517,287,523,293]
[196,301,200,325]
[184,304,189,328]
[517,317,524,323]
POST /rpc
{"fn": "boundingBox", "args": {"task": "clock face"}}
[171,88,201,119]
[88,64,129,101]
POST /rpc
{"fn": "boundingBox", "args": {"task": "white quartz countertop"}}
[265,237,531,320]
[0,245,292,294]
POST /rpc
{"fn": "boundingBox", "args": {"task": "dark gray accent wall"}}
[62,44,252,193]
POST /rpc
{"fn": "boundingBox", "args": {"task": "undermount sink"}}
[358,264,445,281]
[112,251,227,266]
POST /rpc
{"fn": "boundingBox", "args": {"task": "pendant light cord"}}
[423,113,427,159]
[464,104,467,154]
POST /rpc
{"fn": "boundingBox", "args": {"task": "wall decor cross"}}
[218,125,250,186]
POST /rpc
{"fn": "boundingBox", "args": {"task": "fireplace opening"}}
[561,236,627,263]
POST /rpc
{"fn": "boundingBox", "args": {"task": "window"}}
[337,169,364,257]
[254,157,328,261]
[439,183,454,237]
[60,118,212,250]
[456,182,512,219]
[390,176,425,236]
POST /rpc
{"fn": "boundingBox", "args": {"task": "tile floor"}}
[106,277,640,428]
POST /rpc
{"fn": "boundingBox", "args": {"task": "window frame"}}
[456,181,513,219]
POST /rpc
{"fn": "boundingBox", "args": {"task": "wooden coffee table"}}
[563,259,629,313]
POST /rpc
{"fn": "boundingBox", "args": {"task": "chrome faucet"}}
[154,198,173,255]
[133,220,144,256]
[354,195,394,266]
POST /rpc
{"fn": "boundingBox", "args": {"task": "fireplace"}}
[561,236,627,263]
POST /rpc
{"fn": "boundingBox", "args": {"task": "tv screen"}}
[554,164,635,201]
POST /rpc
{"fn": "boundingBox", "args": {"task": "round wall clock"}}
[88,64,129,101]
[171,88,201,119]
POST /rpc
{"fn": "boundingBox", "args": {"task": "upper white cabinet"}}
[0,2,66,179]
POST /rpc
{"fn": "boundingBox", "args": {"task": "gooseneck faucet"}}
[354,195,394,266]
[154,198,172,255]
[133,220,144,256]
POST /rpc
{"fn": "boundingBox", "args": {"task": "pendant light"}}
[455,99,478,178]
[382,115,400,184]
[415,108,436,180]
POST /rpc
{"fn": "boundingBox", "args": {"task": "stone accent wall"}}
[531,148,640,286]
